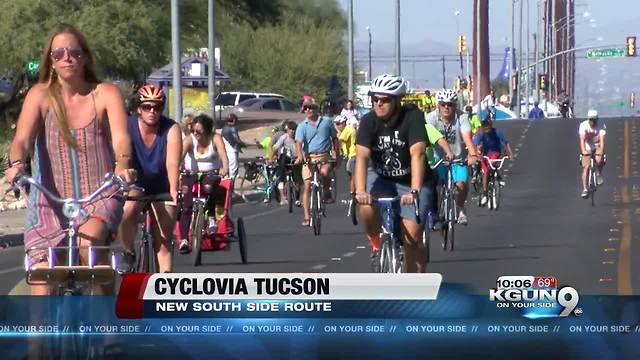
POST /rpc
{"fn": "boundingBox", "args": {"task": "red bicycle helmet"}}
[138,84,165,103]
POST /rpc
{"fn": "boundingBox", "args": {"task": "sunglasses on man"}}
[50,47,83,62]
[140,103,163,113]
[303,106,317,111]
[371,95,393,104]
[439,102,456,108]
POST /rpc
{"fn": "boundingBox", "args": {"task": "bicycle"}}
[348,193,421,273]
[580,149,605,207]
[238,158,278,204]
[307,159,336,236]
[124,193,176,273]
[12,172,128,358]
[432,158,466,251]
[482,156,508,211]
[279,162,300,213]
[181,170,247,266]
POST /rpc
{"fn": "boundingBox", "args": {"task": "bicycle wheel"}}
[237,217,248,264]
[590,166,597,207]
[330,170,337,202]
[493,177,501,211]
[311,187,322,236]
[380,234,393,273]
[448,194,456,251]
[422,230,430,265]
[440,196,449,250]
[287,181,294,213]
[191,203,204,266]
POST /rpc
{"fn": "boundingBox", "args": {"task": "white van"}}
[215,92,284,111]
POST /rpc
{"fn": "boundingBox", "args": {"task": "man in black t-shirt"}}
[355,74,431,273]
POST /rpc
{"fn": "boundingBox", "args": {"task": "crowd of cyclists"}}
[2,24,609,296]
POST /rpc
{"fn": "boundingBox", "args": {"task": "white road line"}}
[310,264,327,270]
[356,246,367,249]
[331,257,342,261]
[343,252,356,257]
[0,266,23,275]
[242,206,286,220]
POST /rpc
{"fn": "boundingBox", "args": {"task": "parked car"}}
[219,97,303,125]
[215,91,284,111]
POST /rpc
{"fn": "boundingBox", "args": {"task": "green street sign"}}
[26,59,39,75]
[586,48,625,58]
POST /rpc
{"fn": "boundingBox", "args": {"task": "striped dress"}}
[24,92,124,263]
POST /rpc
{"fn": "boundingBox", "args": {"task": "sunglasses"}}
[439,102,456,108]
[371,95,393,104]
[193,129,206,135]
[140,104,163,112]
[303,106,317,111]
[50,47,83,62]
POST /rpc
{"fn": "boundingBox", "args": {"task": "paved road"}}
[1,117,639,296]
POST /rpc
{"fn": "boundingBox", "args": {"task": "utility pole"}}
[395,0,401,76]
[525,0,530,114]
[347,0,354,100]
[517,0,523,118]
[207,0,215,119]
[509,0,515,110]
[171,0,182,122]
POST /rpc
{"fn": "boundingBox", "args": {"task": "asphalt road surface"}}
[1,117,638,296]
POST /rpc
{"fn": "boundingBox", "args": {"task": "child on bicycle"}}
[472,116,513,207]
[271,121,302,206]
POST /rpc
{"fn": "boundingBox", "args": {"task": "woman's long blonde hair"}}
[39,23,100,148]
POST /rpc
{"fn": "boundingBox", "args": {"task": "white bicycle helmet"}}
[436,89,458,104]
[333,114,348,124]
[368,74,407,97]
[587,109,598,120]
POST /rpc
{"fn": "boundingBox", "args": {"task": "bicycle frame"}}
[483,156,508,211]
[348,193,420,273]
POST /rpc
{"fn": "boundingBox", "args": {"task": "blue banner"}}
[1,286,640,359]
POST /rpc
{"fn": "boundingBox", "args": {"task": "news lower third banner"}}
[3,274,640,358]
[115,273,443,318]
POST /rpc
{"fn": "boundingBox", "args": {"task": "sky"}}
[336,0,640,114]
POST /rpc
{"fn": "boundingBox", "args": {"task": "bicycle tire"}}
[494,177,501,211]
[311,187,321,236]
[422,230,430,266]
[237,217,248,264]
[440,196,449,250]
[191,203,204,266]
[591,169,596,207]
[380,234,393,273]
[449,193,456,251]
[136,228,150,273]
[287,181,294,213]
[487,181,494,211]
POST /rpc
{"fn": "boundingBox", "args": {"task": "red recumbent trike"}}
[175,170,247,266]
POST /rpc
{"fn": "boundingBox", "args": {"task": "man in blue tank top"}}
[118,85,182,273]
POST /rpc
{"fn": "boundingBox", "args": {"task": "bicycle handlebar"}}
[431,158,466,169]
[14,172,128,205]
[483,156,509,171]
[348,192,421,225]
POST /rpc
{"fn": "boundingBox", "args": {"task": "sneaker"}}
[295,200,302,207]
[581,189,589,198]
[370,250,381,272]
[480,195,488,207]
[457,210,468,225]
[179,239,190,254]
[596,173,604,186]
[263,198,270,203]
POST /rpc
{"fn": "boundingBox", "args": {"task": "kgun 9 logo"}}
[489,286,580,317]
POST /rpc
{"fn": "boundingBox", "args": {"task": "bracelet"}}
[410,189,420,195]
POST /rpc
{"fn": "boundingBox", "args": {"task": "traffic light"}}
[538,73,548,91]
[626,36,637,57]
[457,35,466,54]
[26,59,39,77]
[631,91,636,108]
